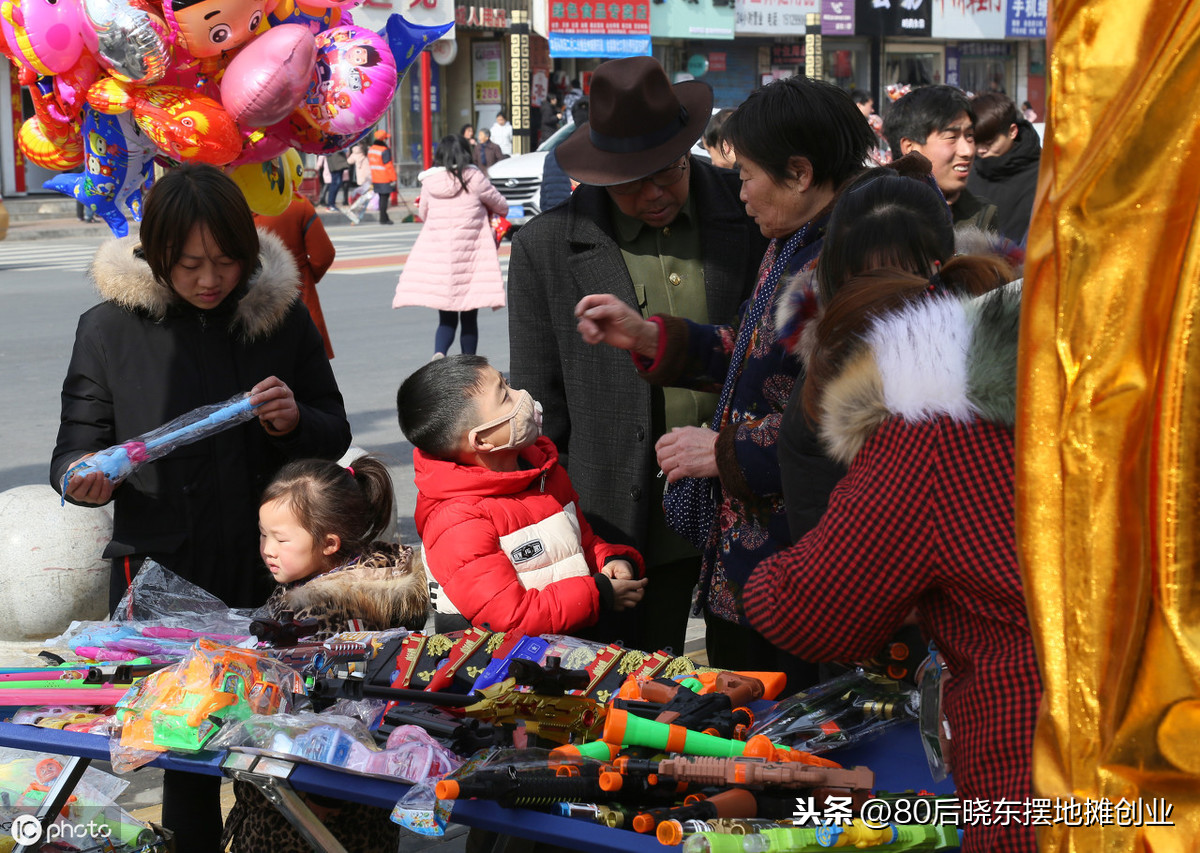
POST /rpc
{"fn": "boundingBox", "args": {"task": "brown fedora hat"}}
[555,57,714,187]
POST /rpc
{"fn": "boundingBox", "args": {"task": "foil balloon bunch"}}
[1,0,452,234]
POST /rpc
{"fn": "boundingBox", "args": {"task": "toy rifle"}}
[681,821,961,853]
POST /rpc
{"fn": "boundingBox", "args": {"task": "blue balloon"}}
[44,109,155,237]
[380,14,454,79]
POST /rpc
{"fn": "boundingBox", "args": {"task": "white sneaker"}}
[431,353,445,361]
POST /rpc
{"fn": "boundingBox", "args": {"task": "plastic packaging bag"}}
[747,669,917,753]
[60,392,258,495]
[109,639,304,772]
[209,710,462,782]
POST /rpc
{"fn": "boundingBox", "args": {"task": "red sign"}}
[549,0,650,36]
[708,52,727,72]
[455,6,509,28]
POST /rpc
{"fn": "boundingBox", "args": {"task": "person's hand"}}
[251,376,300,436]
[601,559,635,580]
[610,577,647,611]
[575,295,659,358]
[656,426,719,482]
[63,454,117,505]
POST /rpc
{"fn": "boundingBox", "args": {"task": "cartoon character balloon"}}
[165,0,266,59]
[228,147,303,215]
[0,0,87,75]
[220,23,315,128]
[301,25,396,137]
[266,0,341,34]
[44,108,154,236]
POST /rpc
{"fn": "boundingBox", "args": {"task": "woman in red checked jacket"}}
[744,185,1040,851]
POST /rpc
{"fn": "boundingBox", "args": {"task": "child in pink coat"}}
[392,135,509,358]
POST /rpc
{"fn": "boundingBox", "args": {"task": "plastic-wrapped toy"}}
[112,639,304,770]
[746,669,917,754]
[60,392,259,498]
[209,711,462,782]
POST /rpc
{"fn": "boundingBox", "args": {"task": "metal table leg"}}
[222,753,350,853]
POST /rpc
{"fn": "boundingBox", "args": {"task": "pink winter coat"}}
[392,166,509,312]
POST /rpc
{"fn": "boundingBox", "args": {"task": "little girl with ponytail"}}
[256,454,428,638]
[226,455,428,853]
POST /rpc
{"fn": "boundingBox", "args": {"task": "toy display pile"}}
[0,567,957,851]
[2,0,451,233]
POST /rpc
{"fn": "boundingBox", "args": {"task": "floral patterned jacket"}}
[637,217,830,624]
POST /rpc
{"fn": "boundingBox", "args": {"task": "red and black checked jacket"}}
[746,416,1039,852]
[746,280,1038,852]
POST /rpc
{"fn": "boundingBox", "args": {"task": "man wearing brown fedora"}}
[508,56,768,655]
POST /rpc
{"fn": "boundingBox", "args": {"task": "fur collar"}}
[88,229,300,343]
[275,544,429,633]
[818,280,1022,465]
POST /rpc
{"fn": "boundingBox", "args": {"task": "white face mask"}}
[468,390,543,452]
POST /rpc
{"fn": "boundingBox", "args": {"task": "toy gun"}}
[630,788,758,835]
[682,821,960,852]
[655,818,788,846]
[376,704,503,754]
[651,756,874,794]
[435,763,611,808]
[603,708,800,759]
[249,610,321,647]
[312,658,604,744]
[749,671,916,754]
[61,392,259,496]
[613,675,759,739]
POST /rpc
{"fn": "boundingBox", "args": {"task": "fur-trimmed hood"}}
[270,543,429,636]
[88,228,300,343]
[815,280,1022,465]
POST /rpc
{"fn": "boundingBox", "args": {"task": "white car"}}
[485,115,716,228]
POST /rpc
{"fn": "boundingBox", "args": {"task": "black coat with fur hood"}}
[51,230,351,608]
[266,544,429,639]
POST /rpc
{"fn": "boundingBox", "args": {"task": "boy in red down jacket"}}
[398,355,647,635]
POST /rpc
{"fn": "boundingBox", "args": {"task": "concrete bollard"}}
[0,485,111,643]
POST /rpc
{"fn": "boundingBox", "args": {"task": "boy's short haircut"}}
[397,355,492,458]
[970,93,1019,145]
[882,85,975,159]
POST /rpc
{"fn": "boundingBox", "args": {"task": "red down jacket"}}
[413,436,644,635]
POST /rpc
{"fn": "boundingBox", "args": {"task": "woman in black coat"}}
[52,164,352,611]
[51,164,352,853]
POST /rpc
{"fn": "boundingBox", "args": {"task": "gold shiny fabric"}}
[1017,1,1200,849]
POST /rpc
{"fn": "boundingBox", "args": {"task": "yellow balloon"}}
[282,148,304,195]
[228,152,294,216]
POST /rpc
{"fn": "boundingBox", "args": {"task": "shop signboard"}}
[734,0,817,37]
[651,0,735,41]
[1006,0,1046,37]
[410,72,440,111]
[821,0,855,35]
[472,41,503,105]
[548,0,650,56]
[931,0,1005,39]
[854,0,931,37]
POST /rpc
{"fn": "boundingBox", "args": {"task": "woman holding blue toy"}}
[50,163,352,853]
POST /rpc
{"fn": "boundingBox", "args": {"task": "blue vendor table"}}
[0,719,955,852]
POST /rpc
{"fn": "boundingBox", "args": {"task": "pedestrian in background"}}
[254,193,337,358]
[345,142,372,224]
[368,129,397,225]
[490,111,513,156]
[474,127,507,175]
[392,135,508,359]
[323,148,349,211]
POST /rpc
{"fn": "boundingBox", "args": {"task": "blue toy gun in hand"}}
[61,392,260,501]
